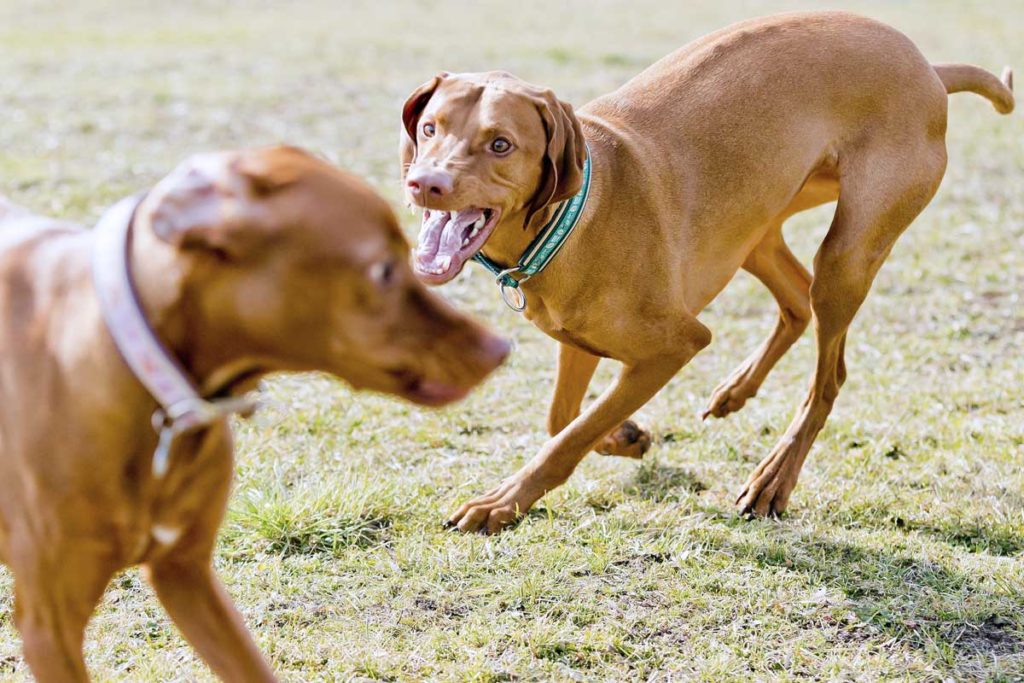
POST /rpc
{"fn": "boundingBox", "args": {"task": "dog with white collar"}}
[0,146,508,681]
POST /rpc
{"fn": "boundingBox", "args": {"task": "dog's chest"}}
[526,299,620,360]
[126,426,234,563]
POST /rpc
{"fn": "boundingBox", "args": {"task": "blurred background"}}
[1,1,1022,680]
[1,0,1020,217]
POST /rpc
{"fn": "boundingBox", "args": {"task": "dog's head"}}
[399,71,586,284]
[133,145,508,406]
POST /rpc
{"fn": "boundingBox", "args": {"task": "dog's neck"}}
[126,212,267,399]
[479,203,560,266]
[476,121,610,292]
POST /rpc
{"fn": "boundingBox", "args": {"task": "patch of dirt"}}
[950,616,1023,657]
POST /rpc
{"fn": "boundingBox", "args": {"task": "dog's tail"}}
[934,63,1014,114]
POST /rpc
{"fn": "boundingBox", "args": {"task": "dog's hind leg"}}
[13,544,115,682]
[703,227,812,419]
[737,140,946,517]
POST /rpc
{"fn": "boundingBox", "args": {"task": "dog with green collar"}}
[400,12,1014,533]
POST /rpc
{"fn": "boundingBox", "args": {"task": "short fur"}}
[0,146,507,681]
[399,11,1014,532]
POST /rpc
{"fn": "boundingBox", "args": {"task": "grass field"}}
[1,0,1023,680]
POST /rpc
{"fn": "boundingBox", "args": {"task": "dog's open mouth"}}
[414,207,501,284]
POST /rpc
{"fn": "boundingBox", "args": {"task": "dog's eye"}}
[489,137,513,155]
[422,122,436,138]
[368,259,397,288]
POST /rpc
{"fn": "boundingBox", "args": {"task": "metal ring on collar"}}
[154,395,258,434]
[499,282,527,311]
[495,266,521,285]
[496,267,530,311]
[165,397,221,423]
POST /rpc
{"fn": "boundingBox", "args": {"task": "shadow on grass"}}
[900,518,1024,557]
[625,460,707,502]
[0,655,17,676]
[713,522,1024,677]
[265,514,392,556]
[823,504,1024,557]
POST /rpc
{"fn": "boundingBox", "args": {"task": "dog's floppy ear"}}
[146,152,273,258]
[525,89,586,231]
[400,72,449,179]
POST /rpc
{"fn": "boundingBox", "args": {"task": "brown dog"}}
[0,146,508,681]
[399,11,1014,533]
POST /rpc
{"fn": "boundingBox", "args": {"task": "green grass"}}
[2,0,1023,680]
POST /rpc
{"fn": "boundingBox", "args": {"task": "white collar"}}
[91,194,255,478]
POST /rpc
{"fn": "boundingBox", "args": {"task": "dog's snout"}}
[406,168,454,198]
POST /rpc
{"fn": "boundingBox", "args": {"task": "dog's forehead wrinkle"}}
[481,88,542,126]
[430,88,531,147]
[431,85,485,125]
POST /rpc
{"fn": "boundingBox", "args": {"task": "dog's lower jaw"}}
[401,377,471,407]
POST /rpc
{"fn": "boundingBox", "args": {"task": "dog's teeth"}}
[440,255,452,270]
[462,238,470,247]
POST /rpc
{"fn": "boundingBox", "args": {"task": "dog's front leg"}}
[146,554,277,682]
[546,342,600,438]
[13,543,115,682]
[547,343,652,459]
[450,320,710,533]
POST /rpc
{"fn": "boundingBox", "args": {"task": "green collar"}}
[472,144,592,311]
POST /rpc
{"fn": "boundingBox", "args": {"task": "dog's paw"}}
[703,377,756,420]
[447,475,542,534]
[735,446,799,518]
[596,420,651,459]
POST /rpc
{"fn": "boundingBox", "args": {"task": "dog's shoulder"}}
[0,203,88,318]
[0,200,83,254]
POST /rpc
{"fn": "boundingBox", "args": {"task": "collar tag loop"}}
[149,395,258,478]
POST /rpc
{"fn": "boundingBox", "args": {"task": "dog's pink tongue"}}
[416,210,449,261]
[415,209,484,275]
[438,209,483,256]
